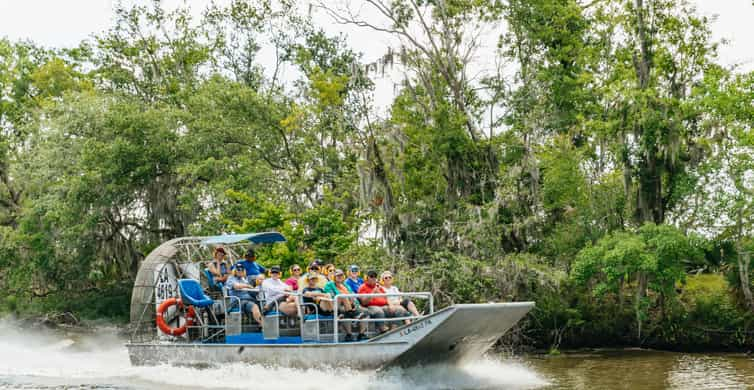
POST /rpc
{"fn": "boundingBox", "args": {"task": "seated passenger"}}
[324,269,369,341]
[285,264,302,291]
[381,271,420,324]
[260,266,298,317]
[323,263,336,281]
[345,264,364,293]
[357,270,389,333]
[297,262,328,292]
[206,247,230,288]
[226,264,262,326]
[302,274,333,315]
[253,273,265,288]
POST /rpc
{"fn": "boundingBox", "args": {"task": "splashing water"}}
[0,318,548,389]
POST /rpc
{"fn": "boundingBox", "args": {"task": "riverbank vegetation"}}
[0,0,753,350]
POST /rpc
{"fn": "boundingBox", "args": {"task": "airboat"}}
[126,232,534,369]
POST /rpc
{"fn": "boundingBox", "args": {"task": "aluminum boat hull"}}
[127,302,533,369]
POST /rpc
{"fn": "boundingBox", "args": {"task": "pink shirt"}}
[284,277,298,291]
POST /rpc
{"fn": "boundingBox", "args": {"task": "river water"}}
[1,319,752,389]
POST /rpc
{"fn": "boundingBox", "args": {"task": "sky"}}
[0,1,751,63]
[0,0,752,111]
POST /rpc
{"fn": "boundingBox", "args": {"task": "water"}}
[1,319,752,389]
[527,350,754,389]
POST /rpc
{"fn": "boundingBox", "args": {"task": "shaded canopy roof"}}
[200,232,286,245]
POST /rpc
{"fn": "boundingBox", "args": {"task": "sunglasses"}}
[292,268,301,272]
[383,276,392,279]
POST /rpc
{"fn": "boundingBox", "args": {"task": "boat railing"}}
[331,292,433,343]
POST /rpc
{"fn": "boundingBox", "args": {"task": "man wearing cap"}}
[260,266,298,317]
[226,264,263,326]
[345,265,364,293]
[324,269,369,341]
[302,273,333,314]
[297,261,328,292]
[236,248,266,281]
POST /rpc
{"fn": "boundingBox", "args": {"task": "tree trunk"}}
[635,271,647,342]
[738,252,754,311]
[737,209,754,311]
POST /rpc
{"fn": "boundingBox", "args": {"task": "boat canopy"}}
[200,232,286,245]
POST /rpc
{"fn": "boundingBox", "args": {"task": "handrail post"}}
[429,293,434,314]
[333,295,339,344]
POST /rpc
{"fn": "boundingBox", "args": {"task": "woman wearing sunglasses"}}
[285,264,302,291]
[381,271,421,324]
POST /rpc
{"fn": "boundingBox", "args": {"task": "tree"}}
[572,223,700,341]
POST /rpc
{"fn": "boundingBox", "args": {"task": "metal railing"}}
[136,287,434,344]
[331,292,433,344]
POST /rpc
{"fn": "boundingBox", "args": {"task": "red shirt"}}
[358,283,387,306]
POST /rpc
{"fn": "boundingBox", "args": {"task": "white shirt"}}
[384,285,401,305]
[262,278,289,301]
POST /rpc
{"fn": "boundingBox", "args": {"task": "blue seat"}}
[178,279,215,308]
[303,314,333,321]
[203,268,224,291]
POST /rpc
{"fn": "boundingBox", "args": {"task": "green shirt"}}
[323,281,361,308]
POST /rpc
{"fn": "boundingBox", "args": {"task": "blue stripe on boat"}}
[303,314,333,321]
[225,333,304,344]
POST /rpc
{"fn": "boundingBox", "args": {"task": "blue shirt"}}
[236,260,266,277]
[345,277,363,293]
[226,275,251,291]
[226,275,258,301]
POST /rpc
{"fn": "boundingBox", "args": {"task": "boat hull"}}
[127,302,534,369]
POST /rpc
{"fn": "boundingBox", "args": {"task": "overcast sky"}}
[1,0,752,111]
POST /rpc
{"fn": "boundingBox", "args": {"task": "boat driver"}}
[236,248,266,283]
[226,264,263,326]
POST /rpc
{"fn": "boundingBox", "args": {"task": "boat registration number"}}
[399,319,432,337]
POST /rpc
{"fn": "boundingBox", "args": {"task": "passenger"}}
[285,264,302,291]
[226,264,262,326]
[254,273,265,287]
[324,269,369,341]
[236,248,266,280]
[260,266,298,317]
[207,247,230,287]
[323,263,336,281]
[344,264,364,293]
[381,271,420,324]
[297,261,328,292]
[357,270,388,333]
[302,273,334,315]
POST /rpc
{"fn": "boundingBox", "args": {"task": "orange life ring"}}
[155,297,195,336]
